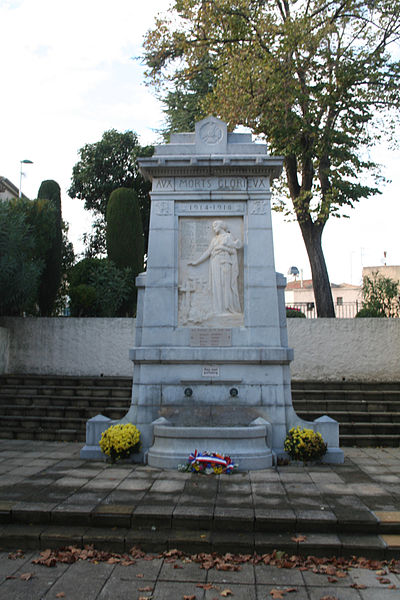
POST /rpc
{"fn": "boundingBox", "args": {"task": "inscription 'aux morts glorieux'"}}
[153,177,268,191]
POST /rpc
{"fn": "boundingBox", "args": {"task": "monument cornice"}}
[137,155,283,181]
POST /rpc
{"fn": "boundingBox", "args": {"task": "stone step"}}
[297,410,400,423]
[0,427,84,442]
[0,523,396,558]
[0,505,398,558]
[0,403,125,420]
[294,400,400,413]
[292,381,400,391]
[0,374,132,387]
[340,434,400,447]
[0,395,129,409]
[0,385,131,398]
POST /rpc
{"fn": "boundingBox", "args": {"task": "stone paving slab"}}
[1,549,399,600]
[0,441,399,559]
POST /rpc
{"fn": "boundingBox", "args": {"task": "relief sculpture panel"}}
[178,217,244,327]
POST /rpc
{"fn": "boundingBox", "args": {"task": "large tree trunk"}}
[298,219,335,318]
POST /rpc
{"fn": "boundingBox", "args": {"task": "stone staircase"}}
[0,375,399,446]
[0,375,131,442]
[292,381,400,447]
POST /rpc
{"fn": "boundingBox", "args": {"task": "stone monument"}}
[81,116,343,468]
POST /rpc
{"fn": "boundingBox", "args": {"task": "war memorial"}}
[81,116,343,467]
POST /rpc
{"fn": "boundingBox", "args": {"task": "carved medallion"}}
[199,122,224,145]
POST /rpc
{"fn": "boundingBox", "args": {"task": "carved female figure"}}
[188,220,242,315]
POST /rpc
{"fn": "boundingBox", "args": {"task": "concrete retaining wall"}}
[0,317,399,381]
[287,319,400,382]
[0,318,134,377]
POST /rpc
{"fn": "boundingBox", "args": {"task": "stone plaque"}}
[176,177,246,191]
[190,329,232,347]
[176,201,245,215]
[179,217,244,327]
[202,366,220,377]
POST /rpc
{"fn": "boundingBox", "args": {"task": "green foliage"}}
[359,272,400,318]
[37,180,63,316]
[68,258,135,317]
[68,129,153,256]
[284,426,327,463]
[106,187,144,274]
[0,203,43,316]
[144,0,400,317]
[355,307,386,318]
[286,307,306,318]
[0,197,60,316]
[160,53,217,140]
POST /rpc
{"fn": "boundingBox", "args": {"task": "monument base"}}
[147,419,274,470]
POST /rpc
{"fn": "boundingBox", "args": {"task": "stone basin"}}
[147,422,273,470]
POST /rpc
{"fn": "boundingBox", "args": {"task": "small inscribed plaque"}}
[202,366,220,377]
[190,329,232,347]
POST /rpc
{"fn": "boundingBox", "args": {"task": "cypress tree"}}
[106,188,144,276]
[37,180,62,315]
[106,188,144,316]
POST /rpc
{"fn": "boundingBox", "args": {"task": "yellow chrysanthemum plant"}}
[284,426,327,464]
[99,423,141,463]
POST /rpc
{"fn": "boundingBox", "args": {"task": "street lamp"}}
[19,159,33,198]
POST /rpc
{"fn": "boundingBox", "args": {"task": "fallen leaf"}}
[335,571,347,578]
[270,590,285,599]
[220,591,233,597]
[174,563,184,569]
[183,595,196,600]
[377,577,391,584]
[388,584,397,589]
[327,577,337,583]
[136,573,144,578]
[20,572,35,581]
[351,583,367,589]
[139,586,153,592]
[285,589,297,593]
[196,584,215,590]
[291,535,307,543]
[5,576,16,580]
[319,596,339,600]
[376,569,387,576]
[56,594,66,598]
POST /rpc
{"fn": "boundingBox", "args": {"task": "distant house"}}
[362,265,400,284]
[0,176,28,201]
[285,279,362,318]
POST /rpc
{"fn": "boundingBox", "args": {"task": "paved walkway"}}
[0,441,400,598]
[1,546,400,599]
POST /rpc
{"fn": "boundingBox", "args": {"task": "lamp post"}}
[19,159,33,198]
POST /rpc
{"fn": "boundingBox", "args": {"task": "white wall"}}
[287,318,400,382]
[0,317,399,381]
[0,318,134,377]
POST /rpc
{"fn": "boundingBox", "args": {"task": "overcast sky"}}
[1,0,399,285]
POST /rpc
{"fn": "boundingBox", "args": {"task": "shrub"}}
[99,424,140,463]
[286,307,306,318]
[284,426,327,463]
[355,307,386,318]
[360,271,400,318]
[68,258,135,317]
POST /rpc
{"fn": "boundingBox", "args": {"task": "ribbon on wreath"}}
[188,450,236,473]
